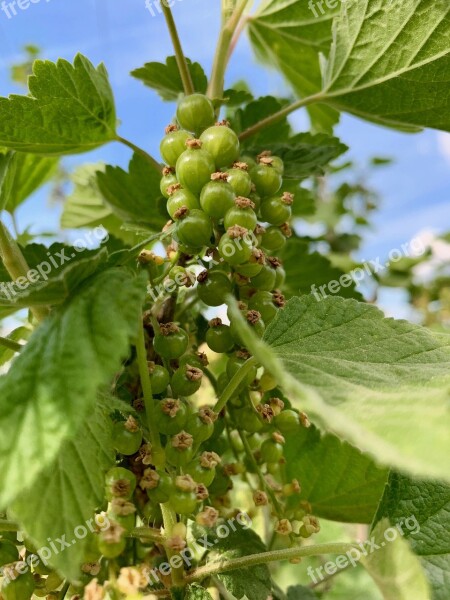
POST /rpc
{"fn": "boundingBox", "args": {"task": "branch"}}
[213,356,258,412]
[208,0,251,101]
[185,542,358,583]
[116,136,162,172]
[161,1,195,95]
[0,336,23,353]
[238,93,325,142]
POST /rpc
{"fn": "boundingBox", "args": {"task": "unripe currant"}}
[200,172,236,219]
[218,225,254,265]
[175,207,213,248]
[160,166,178,198]
[260,192,294,226]
[200,121,240,168]
[226,162,253,197]
[171,364,204,397]
[176,139,215,195]
[224,196,258,231]
[197,270,232,307]
[206,318,234,353]
[155,398,188,434]
[154,322,189,359]
[166,186,200,219]
[250,158,283,197]
[176,93,215,134]
[160,125,191,166]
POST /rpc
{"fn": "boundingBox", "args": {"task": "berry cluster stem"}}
[0,519,18,531]
[160,503,186,589]
[0,221,49,322]
[160,1,195,96]
[208,0,251,101]
[213,356,258,412]
[238,93,326,142]
[0,336,22,353]
[136,321,165,467]
[185,542,358,583]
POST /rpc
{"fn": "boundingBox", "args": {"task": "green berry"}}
[200,123,240,168]
[226,165,252,197]
[175,208,213,248]
[200,175,236,219]
[97,535,126,559]
[165,432,194,467]
[250,162,282,197]
[160,167,178,198]
[250,262,277,291]
[167,187,200,219]
[185,407,217,442]
[154,323,189,359]
[171,364,203,397]
[230,310,265,345]
[185,458,216,486]
[248,291,280,323]
[149,364,171,395]
[145,470,174,504]
[261,226,287,252]
[112,419,142,456]
[105,467,137,500]
[274,410,300,434]
[197,270,232,306]
[155,399,188,435]
[160,126,191,166]
[176,141,215,195]
[260,192,293,226]
[219,228,254,265]
[260,439,284,463]
[206,318,235,353]
[224,197,258,231]
[168,491,198,515]
[176,94,215,134]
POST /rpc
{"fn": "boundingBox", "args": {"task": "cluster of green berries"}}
[89,93,319,583]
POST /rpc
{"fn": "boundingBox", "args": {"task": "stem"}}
[238,93,325,142]
[0,519,18,531]
[0,221,49,322]
[160,503,185,589]
[136,321,165,467]
[160,2,194,95]
[128,527,165,543]
[208,0,251,100]
[0,336,23,353]
[116,136,162,173]
[57,582,70,600]
[238,429,284,519]
[185,543,358,583]
[214,356,258,413]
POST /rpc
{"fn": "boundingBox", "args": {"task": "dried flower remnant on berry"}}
[172,431,194,449]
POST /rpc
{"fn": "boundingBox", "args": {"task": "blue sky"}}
[0,0,449,316]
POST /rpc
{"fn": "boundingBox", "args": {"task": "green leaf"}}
[0,268,146,506]
[185,584,214,600]
[0,326,30,367]
[231,96,292,147]
[280,238,363,300]
[0,54,116,154]
[362,518,431,599]
[0,152,58,213]
[222,89,254,106]
[284,425,388,523]
[0,151,15,210]
[287,586,318,600]
[321,0,450,132]
[208,527,272,600]
[248,1,339,132]
[246,133,347,180]
[374,473,450,600]
[0,244,109,307]
[10,401,115,582]
[131,56,207,101]
[226,296,450,482]
[96,153,167,230]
